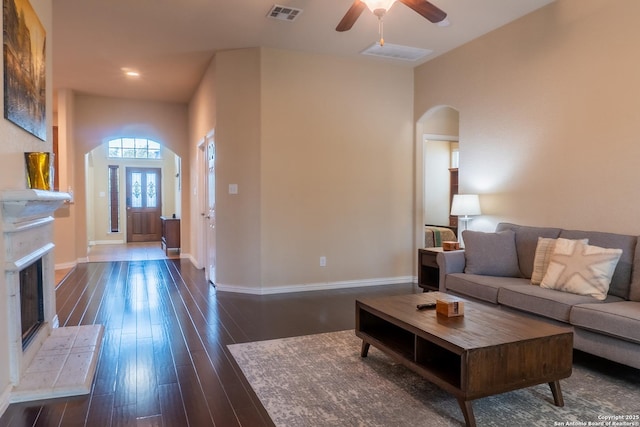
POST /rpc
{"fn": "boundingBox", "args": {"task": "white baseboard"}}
[89,240,125,246]
[185,254,202,269]
[215,276,416,295]
[0,384,11,419]
[55,261,77,270]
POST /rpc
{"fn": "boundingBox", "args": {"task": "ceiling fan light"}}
[361,0,396,12]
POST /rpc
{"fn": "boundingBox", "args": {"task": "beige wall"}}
[53,90,76,267]
[259,48,413,289]
[189,47,414,292]
[187,54,216,268]
[421,106,459,137]
[215,49,263,289]
[415,0,640,235]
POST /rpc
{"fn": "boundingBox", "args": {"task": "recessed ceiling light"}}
[121,67,140,77]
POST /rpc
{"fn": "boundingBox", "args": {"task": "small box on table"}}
[442,241,460,251]
[436,298,464,317]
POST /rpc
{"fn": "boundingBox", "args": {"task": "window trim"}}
[108,138,162,159]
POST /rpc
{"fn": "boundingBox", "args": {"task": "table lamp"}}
[450,194,481,234]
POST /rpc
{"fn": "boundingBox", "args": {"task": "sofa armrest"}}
[436,250,466,292]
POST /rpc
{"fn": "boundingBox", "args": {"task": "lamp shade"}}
[361,0,396,12]
[450,194,481,217]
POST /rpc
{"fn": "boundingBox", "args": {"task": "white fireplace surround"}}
[1,189,68,380]
[0,190,102,416]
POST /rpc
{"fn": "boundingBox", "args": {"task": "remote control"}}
[416,302,436,310]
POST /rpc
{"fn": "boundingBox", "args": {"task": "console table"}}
[160,216,180,255]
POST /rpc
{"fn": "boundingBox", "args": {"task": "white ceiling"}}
[52,0,554,104]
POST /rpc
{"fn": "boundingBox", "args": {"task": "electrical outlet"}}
[320,256,326,267]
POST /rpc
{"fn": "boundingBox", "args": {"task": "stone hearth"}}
[0,190,102,415]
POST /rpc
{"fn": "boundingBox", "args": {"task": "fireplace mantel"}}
[0,190,70,221]
[0,188,91,415]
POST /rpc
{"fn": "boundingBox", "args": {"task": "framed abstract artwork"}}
[3,0,46,141]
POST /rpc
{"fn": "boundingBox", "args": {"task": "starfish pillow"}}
[540,238,622,301]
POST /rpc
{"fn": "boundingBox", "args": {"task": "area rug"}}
[228,330,640,427]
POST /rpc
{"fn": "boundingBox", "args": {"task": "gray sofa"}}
[437,223,640,370]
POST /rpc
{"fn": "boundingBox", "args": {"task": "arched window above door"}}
[108,138,162,159]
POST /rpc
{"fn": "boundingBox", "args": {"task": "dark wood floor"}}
[0,259,419,427]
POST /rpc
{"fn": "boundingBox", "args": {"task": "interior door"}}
[126,167,162,242]
[205,136,216,284]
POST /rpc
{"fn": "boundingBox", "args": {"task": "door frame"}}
[197,128,216,283]
[197,139,206,269]
[204,131,216,284]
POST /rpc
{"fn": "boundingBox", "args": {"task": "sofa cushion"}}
[445,273,530,304]
[530,237,588,285]
[498,284,624,323]
[496,223,562,279]
[462,230,521,277]
[540,239,622,301]
[629,238,640,302]
[571,301,640,344]
[559,229,637,300]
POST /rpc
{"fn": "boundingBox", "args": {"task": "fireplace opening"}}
[20,258,44,350]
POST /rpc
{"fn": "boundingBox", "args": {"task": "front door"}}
[126,167,162,242]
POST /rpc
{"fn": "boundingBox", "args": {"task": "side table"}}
[417,247,443,292]
[160,216,181,256]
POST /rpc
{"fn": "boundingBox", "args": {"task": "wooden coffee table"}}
[356,292,573,427]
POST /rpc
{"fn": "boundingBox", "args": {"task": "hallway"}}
[87,242,174,262]
[55,242,178,286]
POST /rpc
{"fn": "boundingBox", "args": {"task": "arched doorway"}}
[415,105,459,250]
[85,139,182,250]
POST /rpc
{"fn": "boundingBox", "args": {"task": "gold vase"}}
[25,152,53,191]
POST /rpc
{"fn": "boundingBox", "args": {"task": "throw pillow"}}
[530,237,588,285]
[462,230,521,277]
[540,239,622,301]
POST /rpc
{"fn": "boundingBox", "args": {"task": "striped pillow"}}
[531,237,587,285]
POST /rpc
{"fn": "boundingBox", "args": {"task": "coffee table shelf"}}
[359,310,415,359]
[359,308,463,388]
[415,338,462,388]
[356,292,573,427]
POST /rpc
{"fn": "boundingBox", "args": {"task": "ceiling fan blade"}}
[336,1,367,32]
[398,0,447,23]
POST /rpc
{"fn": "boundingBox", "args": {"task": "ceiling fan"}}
[336,0,447,33]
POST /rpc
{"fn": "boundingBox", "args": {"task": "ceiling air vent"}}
[361,43,433,62]
[267,5,303,22]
